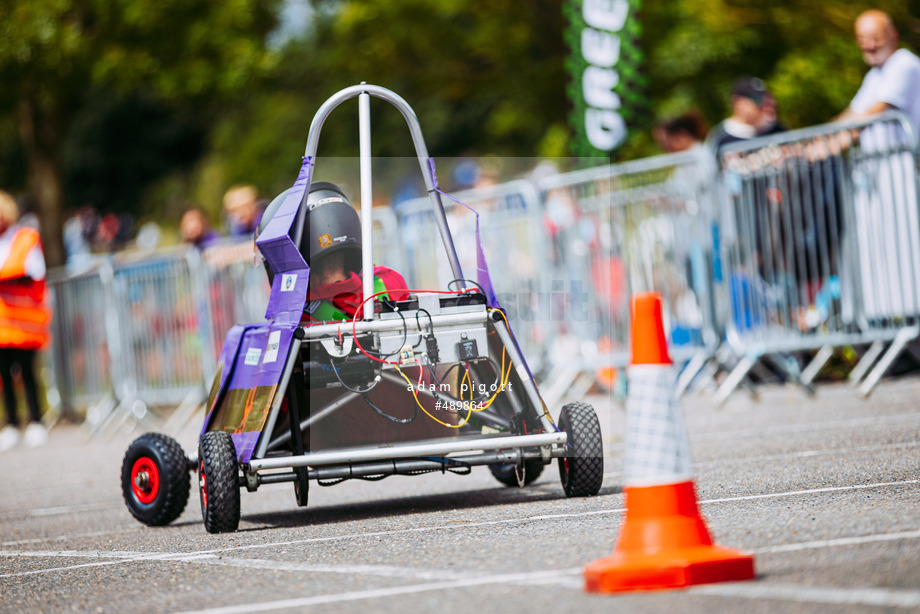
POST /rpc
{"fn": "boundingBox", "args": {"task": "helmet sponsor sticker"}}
[281,274,297,292]
[304,300,322,314]
[316,196,344,205]
[318,233,333,248]
[333,235,348,243]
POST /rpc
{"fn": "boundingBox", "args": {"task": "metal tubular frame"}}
[715,110,920,402]
[246,431,566,472]
[45,108,920,432]
[296,84,466,287]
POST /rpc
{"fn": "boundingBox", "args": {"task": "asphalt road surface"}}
[2,378,919,613]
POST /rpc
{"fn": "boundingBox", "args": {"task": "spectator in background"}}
[837,9,920,135]
[0,190,51,451]
[94,212,134,252]
[757,91,788,136]
[223,184,264,238]
[180,207,221,250]
[707,77,786,157]
[654,111,709,153]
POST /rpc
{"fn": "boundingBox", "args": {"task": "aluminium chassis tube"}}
[293,84,466,291]
[489,312,557,434]
[300,309,488,340]
[265,390,361,451]
[254,449,556,487]
[246,431,566,472]
[252,335,304,460]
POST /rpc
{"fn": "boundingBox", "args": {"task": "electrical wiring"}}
[416,308,434,334]
[349,286,472,365]
[327,358,381,394]
[489,307,558,429]
[363,390,418,424]
[424,355,501,407]
[395,361,473,428]
[316,458,471,486]
[448,279,486,295]
[322,285,521,428]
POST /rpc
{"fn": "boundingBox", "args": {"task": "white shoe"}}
[0,425,19,452]
[23,422,47,448]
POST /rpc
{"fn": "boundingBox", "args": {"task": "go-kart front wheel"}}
[121,433,191,526]
[557,402,604,497]
[198,431,241,533]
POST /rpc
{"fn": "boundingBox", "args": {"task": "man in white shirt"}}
[839,10,920,135]
[838,10,920,321]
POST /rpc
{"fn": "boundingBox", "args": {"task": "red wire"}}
[349,287,473,365]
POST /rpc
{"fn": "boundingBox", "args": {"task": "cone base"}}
[584,545,755,593]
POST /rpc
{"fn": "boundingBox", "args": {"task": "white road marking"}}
[0,527,138,547]
[756,529,920,554]
[693,440,920,468]
[700,479,920,506]
[693,582,920,608]
[1,479,917,580]
[694,412,920,441]
[173,569,583,614]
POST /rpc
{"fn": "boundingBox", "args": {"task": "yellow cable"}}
[395,363,473,429]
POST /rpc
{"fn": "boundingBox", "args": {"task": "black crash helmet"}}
[259,181,362,274]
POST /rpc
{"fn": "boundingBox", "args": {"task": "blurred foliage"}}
[0,0,281,264]
[201,0,570,211]
[213,0,920,196]
[1,0,920,256]
[643,0,920,132]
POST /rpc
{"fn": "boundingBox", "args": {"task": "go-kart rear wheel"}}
[121,433,191,526]
[557,402,603,497]
[198,431,240,533]
[489,459,545,487]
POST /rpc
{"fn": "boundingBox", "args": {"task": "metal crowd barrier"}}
[47,242,268,436]
[46,262,115,422]
[44,113,920,428]
[536,148,722,403]
[714,111,920,402]
[395,180,553,375]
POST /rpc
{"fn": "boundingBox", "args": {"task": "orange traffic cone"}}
[584,292,755,592]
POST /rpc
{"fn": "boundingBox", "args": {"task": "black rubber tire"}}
[489,459,545,487]
[121,433,191,527]
[198,431,241,533]
[557,402,604,497]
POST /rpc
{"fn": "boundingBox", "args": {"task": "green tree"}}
[642,0,920,136]
[204,0,569,201]
[0,0,280,265]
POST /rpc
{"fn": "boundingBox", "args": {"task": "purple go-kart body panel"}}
[201,158,313,463]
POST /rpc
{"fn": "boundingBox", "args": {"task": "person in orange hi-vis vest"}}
[0,190,51,451]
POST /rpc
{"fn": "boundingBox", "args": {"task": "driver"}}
[261,181,409,321]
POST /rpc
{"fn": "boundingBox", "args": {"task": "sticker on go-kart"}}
[281,274,298,292]
[202,324,297,463]
[264,331,282,363]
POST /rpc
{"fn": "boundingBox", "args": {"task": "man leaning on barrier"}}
[837,10,920,135]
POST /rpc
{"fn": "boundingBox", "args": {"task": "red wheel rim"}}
[199,460,207,510]
[131,457,160,504]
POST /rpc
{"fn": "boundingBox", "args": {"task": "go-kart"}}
[121,84,604,533]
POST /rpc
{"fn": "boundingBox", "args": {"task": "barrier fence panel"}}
[371,206,406,277]
[46,263,114,417]
[42,117,920,429]
[201,241,270,358]
[105,248,213,419]
[537,148,722,399]
[715,111,920,402]
[396,180,554,375]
